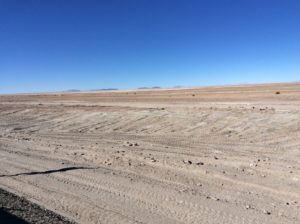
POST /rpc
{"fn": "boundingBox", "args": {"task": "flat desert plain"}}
[0,83,300,224]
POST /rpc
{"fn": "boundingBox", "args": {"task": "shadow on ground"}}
[0,209,28,224]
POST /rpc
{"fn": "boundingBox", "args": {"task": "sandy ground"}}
[0,82,299,224]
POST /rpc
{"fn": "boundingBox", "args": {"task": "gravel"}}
[0,188,75,224]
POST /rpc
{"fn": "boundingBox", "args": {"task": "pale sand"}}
[0,82,299,224]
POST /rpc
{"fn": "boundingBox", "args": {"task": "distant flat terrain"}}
[0,83,299,224]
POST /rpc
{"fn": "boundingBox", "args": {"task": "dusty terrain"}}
[0,83,299,224]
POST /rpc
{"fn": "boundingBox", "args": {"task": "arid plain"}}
[0,83,299,224]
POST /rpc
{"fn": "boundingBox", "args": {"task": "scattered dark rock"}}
[150,157,157,162]
[196,162,204,165]
[275,91,280,94]
[188,160,192,165]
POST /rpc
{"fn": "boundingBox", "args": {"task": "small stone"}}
[196,162,204,165]
[188,160,192,165]
[263,210,271,215]
[211,197,220,201]
[179,188,187,193]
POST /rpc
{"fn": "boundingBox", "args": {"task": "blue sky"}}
[0,0,299,93]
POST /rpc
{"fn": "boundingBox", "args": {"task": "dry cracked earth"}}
[0,83,300,224]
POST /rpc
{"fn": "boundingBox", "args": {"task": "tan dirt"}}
[0,82,299,224]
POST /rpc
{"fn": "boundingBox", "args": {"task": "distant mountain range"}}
[64,88,118,92]
[138,86,161,89]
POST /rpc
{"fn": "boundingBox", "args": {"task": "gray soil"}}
[0,188,74,224]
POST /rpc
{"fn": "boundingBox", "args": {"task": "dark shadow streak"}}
[0,166,96,178]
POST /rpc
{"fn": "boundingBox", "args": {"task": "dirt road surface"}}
[0,83,299,224]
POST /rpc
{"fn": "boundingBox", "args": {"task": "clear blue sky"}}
[0,0,299,93]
